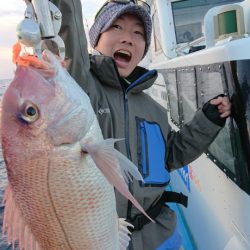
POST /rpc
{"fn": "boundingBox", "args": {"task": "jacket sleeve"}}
[166,109,223,170]
[49,0,90,87]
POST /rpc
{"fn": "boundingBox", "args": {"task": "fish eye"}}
[20,102,39,123]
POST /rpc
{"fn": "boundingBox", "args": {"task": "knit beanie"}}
[89,2,152,58]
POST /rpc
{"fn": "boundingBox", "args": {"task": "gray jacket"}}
[51,0,222,249]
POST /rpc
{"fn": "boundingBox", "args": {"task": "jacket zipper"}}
[124,92,134,250]
[140,122,149,179]
[124,94,132,160]
[124,93,133,221]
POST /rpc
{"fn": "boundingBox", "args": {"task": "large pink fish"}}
[1,51,151,250]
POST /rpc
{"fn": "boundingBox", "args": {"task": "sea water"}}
[0,79,10,200]
[0,78,17,249]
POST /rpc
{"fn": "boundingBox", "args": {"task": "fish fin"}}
[118,218,133,249]
[2,184,41,250]
[114,139,145,184]
[81,138,154,223]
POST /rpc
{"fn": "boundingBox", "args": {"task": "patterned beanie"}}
[89,2,152,58]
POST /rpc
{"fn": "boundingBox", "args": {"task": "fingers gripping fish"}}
[1,50,153,250]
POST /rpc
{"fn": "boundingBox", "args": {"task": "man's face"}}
[95,13,146,77]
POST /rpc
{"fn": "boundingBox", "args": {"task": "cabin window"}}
[229,60,250,192]
[163,62,249,193]
[162,70,180,125]
[202,61,249,192]
[171,0,244,45]
[177,68,197,124]
[195,63,241,182]
[196,65,225,106]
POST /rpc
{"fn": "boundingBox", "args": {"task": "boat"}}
[143,0,250,249]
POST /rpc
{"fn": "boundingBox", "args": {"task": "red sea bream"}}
[1,51,151,250]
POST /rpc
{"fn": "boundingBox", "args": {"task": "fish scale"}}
[47,142,118,249]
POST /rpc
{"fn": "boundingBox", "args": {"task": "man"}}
[49,0,231,249]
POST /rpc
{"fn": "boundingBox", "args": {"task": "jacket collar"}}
[90,54,158,93]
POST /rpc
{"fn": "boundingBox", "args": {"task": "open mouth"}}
[113,50,132,68]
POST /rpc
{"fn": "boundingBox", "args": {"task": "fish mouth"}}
[113,50,132,68]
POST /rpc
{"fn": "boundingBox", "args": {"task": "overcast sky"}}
[0,0,105,79]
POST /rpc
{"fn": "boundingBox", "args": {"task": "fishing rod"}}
[16,0,65,59]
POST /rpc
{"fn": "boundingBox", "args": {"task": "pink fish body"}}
[1,51,151,250]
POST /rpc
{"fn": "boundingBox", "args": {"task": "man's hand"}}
[210,96,231,118]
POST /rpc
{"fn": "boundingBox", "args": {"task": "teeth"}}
[117,50,131,56]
